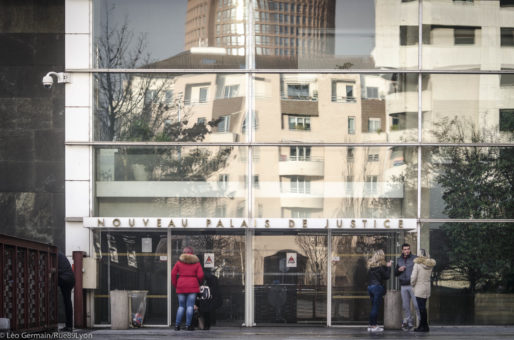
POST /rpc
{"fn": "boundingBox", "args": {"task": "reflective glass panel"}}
[255,0,418,69]
[95,146,247,217]
[253,230,327,324]
[421,147,514,219]
[170,231,245,325]
[254,73,418,143]
[93,230,168,325]
[331,232,410,324]
[93,0,247,68]
[253,146,418,219]
[94,73,247,142]
[423,0,513,70]
[422,74,514,143]
[427,222,514,325]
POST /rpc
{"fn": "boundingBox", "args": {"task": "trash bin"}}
[110,290,129,330]
[128,290,148,328]
[384,290,402,329]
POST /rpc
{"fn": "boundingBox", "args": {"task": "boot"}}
[174,325,180,331]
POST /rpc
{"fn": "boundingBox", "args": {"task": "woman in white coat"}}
[410,249,436,332]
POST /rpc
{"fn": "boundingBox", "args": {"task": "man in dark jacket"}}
[58,251,75,332]
[395,243,418,331]
[196,269,222,330]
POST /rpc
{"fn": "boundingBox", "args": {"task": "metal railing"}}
[0,234,58,332]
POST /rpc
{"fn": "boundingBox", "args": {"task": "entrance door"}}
[330,232,398,324]
[170,230,245,326]
[253,230,327,325]
[93,230,168,325]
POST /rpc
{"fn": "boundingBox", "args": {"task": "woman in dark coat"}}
[367,249,392,333]
[171,246,204,331]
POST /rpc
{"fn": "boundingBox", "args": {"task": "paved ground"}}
[69,326,514,340]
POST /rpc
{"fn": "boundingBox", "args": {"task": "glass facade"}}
[70,0,514,326]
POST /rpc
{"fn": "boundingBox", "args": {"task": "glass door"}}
[253,230,327,325]
[93,230,168,325]
[330,232,398,325]
[170,230,246,326]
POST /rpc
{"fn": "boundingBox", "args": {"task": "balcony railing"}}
[281,94,318,101]
[331,96,357,103]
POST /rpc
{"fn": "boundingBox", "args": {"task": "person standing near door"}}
[172,246,204,331]
[411,249,436,332]
[57,251,75,332]
[395,243,418,331]
[367,250,392,333]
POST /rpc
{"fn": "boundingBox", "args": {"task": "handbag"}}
[199,281,211,300]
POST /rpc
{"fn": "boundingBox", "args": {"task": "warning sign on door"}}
[286,252,297,268]
[204,253,215,268]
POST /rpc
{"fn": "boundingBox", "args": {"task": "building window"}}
[218,174,229,190]
[290,176,310,194]
[348,116,356,134]
[242,113,259,133]
[332,80,356,102]
[346,85,354,99]
[288,116,311,130]
[366,176,378,194]
[400,25,418,46]
[287,84,310,99]
[217,115,230,132]
[368,154,379,162]
[500,73,514,87]
[501,28,514,47]
[501,0,514,7]
[368,118,381,132]
[223,84,240,98]
[290,146,311,161]
[197,117,206,125]
[347,147,354,162]
[366,87,379,99]
[499,109,514,132]
[185,84,209,105]
[454,28,475,45]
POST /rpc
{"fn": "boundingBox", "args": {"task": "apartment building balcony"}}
[279,156,324,177]
[281,97,319,116]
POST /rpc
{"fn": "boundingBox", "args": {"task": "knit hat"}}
[183,246,194,254]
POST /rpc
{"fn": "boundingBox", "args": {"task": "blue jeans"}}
[368,284,385,326]
[176,293,197,327]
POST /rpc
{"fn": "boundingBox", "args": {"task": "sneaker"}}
[401,323,409,331]
[370,326,384,333]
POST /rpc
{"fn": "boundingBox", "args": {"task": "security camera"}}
[42,72,71,89]
[42,74,54,88]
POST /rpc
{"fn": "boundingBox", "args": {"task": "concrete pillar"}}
[384,290,402,329]
[110,290,129,329]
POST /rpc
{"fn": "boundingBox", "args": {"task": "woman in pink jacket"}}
[171,246,204,331]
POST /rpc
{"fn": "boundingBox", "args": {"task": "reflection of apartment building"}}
[109,70,413,220]
[185,0,336,57]
[375,0,514,143]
